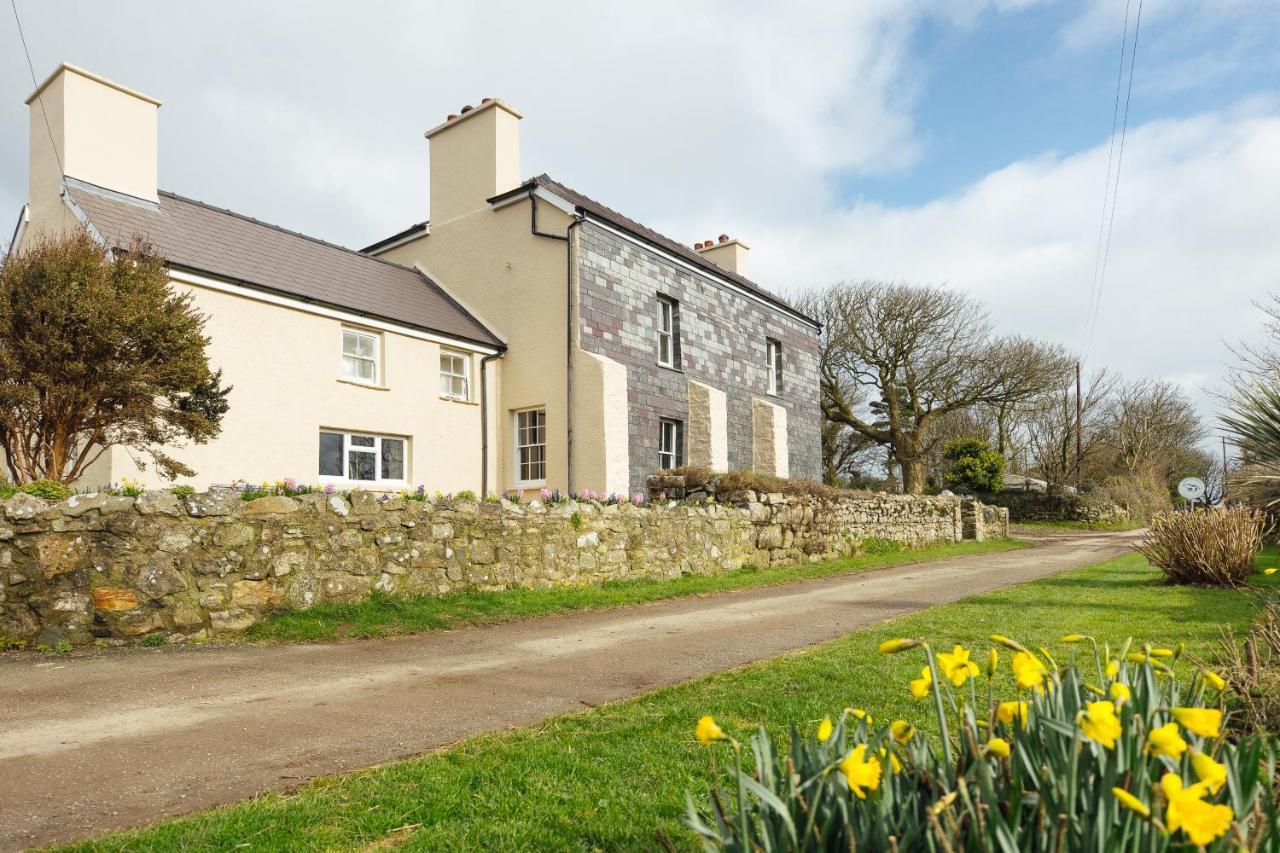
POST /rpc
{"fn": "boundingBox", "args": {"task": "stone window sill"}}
[440,396,478,406]
[338,378,390,391]
[656,362,684,374]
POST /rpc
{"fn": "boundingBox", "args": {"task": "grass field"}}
[243,539,1025,643]
[65,548,1276,852]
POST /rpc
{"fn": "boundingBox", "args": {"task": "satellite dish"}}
[1177,477,1206,502]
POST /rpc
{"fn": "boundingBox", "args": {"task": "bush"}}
[17,479,72,501]
[686,635,1278,851]
[943,437,1005,493]
[1137,508,1266,586]
[861,537,903,556]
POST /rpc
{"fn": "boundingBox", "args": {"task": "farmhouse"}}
[12,63,821,495]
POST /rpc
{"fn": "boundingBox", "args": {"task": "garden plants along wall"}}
[0,485,1007,647]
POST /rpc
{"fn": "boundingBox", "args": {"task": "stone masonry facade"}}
[576,222,822,494]
[0,487,1005,647]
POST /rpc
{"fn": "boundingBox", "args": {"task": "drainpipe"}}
[479,352,501,496]
[525,185,584,495]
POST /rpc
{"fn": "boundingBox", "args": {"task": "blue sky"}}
[2,0,1279,427]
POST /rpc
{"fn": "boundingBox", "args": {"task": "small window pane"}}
[349,449,376,480]
[381,438,405,481]
[350,434,375,448]
[319,432,343,476]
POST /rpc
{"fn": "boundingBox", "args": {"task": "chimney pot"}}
[718,233,729,243]
[447,113,458,121]
[694,242,703,250]
[460,104,474,114]
[481,97,493,104]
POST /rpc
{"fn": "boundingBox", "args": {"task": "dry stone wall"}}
[980,492,1129,525]
[0,488,1006,647]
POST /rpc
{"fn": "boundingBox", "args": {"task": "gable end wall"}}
[575,222,821,493]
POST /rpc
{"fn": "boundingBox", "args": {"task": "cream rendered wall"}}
[97,279,487,492]
[687,380,728,471]
[751,397,789,479]
[380,197,573,494]
[573,350,631,495]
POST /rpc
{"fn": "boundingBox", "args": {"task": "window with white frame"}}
[341,328,380,384]
[658,417,683,470]
[657,294,681,369]
[439,350,470,401]
[766,338,782,395]
[319,430,406,483]
[514,408,547,485]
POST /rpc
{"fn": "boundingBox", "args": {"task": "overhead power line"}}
[9,0,63,177]
[1082,0,1145,365]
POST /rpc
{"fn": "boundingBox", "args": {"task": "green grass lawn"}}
[65,550,1274,852]
[243,539,1025,643]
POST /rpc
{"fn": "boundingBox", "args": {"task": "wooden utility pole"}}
[1075,361,1083,492]
[1221,435,1229,503]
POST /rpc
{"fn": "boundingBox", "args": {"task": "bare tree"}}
[821,420,878,486]
[1023,367,1115,489]
[802,281,1071,494]
[1103,378,1205,482]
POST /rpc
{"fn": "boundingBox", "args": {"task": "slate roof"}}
[65,180,503,349]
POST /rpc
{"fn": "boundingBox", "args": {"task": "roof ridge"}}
[157,189,422,275]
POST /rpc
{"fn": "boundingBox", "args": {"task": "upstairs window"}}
[440,350,470,401]
[515,408,547,485]
[319,430,406,483]
[341,328,380,385]
[766,338,782,395]
[658,417,684,470]
[657,295,681,369]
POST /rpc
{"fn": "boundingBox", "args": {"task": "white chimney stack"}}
[424,98,522,226]
[696,233,750,277]
[27,63,160,215]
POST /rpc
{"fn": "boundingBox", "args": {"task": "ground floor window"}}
[658,417,684,469]
[319,430,407,483]
[515,408,546,485]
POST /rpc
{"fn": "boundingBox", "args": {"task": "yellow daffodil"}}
[1265,568,1278,575]
[1200,669,1226,691]
[937,645,981,687]
[1105,658,1119,679]
[1161,773,1233,846]
[985,737,1011,758]
[696,716,727,745]
[991,634,1029,653]
[1191,751,1228,794]
[1061,634,1088,643]
[845,708,873,726]
[878,638,923,654]
[1078,700,1122,749]
[997,700,1029,730]
[878,747,902,774]
[890,719,916,743]
[1012,651,1048,692]
[1148,647,1175,658]
[1111,787,1151,819]
[1109,682,1131,704]
[910,665,933,699]
[839,745,883,799]
[1125,652,1150,663]
[986,647,999,679]
[817,717,833,742]
[1147,722,1188,759]
[1172,707,1222,739]
[1085,684,1105,697]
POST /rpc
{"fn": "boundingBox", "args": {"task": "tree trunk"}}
[901,457,928,494]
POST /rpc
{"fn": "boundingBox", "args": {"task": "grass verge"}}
[243,539,1026,643]
[65,550,1270,851]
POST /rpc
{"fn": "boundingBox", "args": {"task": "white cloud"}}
[732,103,1280,423]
